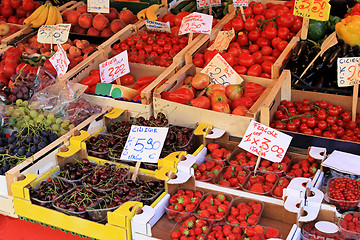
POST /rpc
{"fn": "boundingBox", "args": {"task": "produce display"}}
[0,0,41,24]
[0,22,21,41]
[23,1,63,28]
[169,0,231,19]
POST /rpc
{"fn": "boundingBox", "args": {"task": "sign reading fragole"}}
[99,50,130,84]
[120,126,169,163]
[293,0,331,21]
[87,0,109,13]
[337,57,360,87]
[49,42,69,77]
[145,20,171,33]
[207,29,235,52]
[233,0,248,7]
[201,53,243,85]
[179,12,213,35]
[37,24,71,44]
[239,120,293,163]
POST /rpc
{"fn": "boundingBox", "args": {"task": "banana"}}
[45,5,57,25]
[30,4,50,28]
[23,3,48,27]
[137,8,147,20]
[145,4,163,21]
[55,7,63,24]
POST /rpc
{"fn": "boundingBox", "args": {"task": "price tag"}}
[197,0,210,10]
[49,42,69,77]
[145,20,171,33]
[37,24,71,44]
[87,0,109,13]
[201,53,243,85]
[207,29,235,52]
[120,126,169,163]
[209,0,221,7]
[233,0,248,7]
[99,50,130,84]
[179,12,213,35]
[337,57,360,87]
[293,0,331,21]
[239,120,293,163]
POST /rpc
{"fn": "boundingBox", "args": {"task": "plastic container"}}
[225,197,264,227]
[227,148,256,169]
[338,211,360,239]
[169,216,212,240]
[212,166,250,190]
[57,161,97,185]
[205,141,236,163]
[193,161,224,183]
[205,223,244,239]
[165,187,204,223]
[326,177,360,213]
[30,177,75,208]
[160,125,196,158]
[195,193,233,223]
[242,171,279,196]
[301,221,342,240]
[271,176,292,199]
[86,134,125,160]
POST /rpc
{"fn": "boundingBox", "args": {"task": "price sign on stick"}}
[37,24,71,44]
[197,0,210,10]
[120,126,169,163]
[49,42,69,77]
[209,0,221,7]
[99,50,130,84]
[337,57,360,121]
[87,0,109,13]
[293,0,331,21]
[179,12,213,35]
[145,20,171,33]
[233,0,248,7]
[202,53,243,85]
[207,29,235,52]
[239,120,293,163]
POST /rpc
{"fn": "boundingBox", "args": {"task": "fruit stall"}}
[1,0,360,240]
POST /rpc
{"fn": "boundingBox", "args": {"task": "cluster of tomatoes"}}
[244,172,278,195]
[0,0,40,24]
[271,99,360,143]
[286,157,318,178]
[192,1,301,78]
[216,165,248,189]
[226,200,262,227]
[340,212,360,235]
[196,194,231,221]
[328,178,360,211]
[272,177,290,198]
[167,189,203,222]
[170,216,211,240]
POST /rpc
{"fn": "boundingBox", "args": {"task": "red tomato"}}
[264,27,277,40]
[277,41,288,51]
[291,18,302,33]
[233,65,248,75]
[238,53,255,67]
[120,74,135,85]
[189,96,211,109]
[244,18,257,31]
[232,18,244,31]
[223,52,235,67]
[247,64,262,77]
[261,46,273,56]
[277,12,296,28]
[212,102,230,113]
[231,97,254,109]
[236,32,249,47]
[249,44,260,53]
[264,9,276,19]
[252,51,264,64]
[256,37,270,48]
[248,30,261,42]
[253,3,265,15]
[232,106,248,116]
[174,12,190,26]
[228,47,241,58]
[278,27,290,41]
[261,61,273,74]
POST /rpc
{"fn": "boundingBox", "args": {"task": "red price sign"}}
[337,57,360,87]
[293,0,331,21]
[49,42,69,77]
[239,120,293,162]
[233,0,248,7]
[99,50,130,83]
[179,12,213,35]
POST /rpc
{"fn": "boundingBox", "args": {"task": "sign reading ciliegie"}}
[120,126,169,163]
[337,57,360,87]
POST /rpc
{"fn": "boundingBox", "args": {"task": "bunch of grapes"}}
[0,70,36,103]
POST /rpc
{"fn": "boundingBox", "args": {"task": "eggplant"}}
[340,43,350,57]
[315,49,332,71]
[291,41,307,63]
[326,46,342,69]
[349,45,360,54]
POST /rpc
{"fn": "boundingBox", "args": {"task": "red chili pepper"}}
[133,95,141,101]
[168,88,194,104]
[231,97,254,110]
[132,83,141,90]
[90,69,100,76]
[138,84,150,93]
[89,85,97,95]
[161,91,171,101]
[136,76,157,86]
[80,74,100,87]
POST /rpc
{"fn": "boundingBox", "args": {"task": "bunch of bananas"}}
[137,4,163,21]
[23,1,63,28]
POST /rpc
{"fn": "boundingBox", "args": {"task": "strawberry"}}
[294,169,303,177]
[252,203,262,215]
[253,225,264,234]
[265,174,277,183]
[175,204,184,211]
[207,143,220,152]
[245,227,257,237]
[195,219,207,228]
[309,166,317,175]
[185,203,196,212]
[250,183,264,193]
[247,213,258,226]
[265,227,280,238]
[273,186,283,197]
[219,179,231,187]
[198,209,210,218]
[307,156,315,163]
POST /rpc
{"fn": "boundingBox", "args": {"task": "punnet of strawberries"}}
[170,216,211,240]
[272,177,290,198]
[196,193,232,221]
[286,156,319,178]
[339,211,360,237]
[226,199,263,227]
[192,1,301,78]
[244,172,278,195]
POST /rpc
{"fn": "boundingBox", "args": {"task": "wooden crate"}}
[260,75,360,155]
[1,24,34,45]
[184,3,301,80]
[153,64,291,138]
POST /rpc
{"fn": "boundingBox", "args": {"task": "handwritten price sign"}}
[293,0,331,21]
[197,0,210,9]
[49,42,69,77]
[120,126,169,163]
[239,120,293,162]
[337,57,360,87]
[37,24,71,44]
[202,53,243,85]
[145,20,171,33]
[233,0,248,7]
[99,50,130,84]
[179,12,213,35]
[87,0,109,13]
[207,29,235,52]
[209,0,221,7]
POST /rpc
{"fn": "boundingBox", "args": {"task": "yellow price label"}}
[293,0,331,21]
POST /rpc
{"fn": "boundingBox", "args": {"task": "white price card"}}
[99,50,130,84]
[239,120,293,162]
[233,0,248,7]
[120,126,169,163]
[87,0,109,13]
[49,42,69,77]
[207,29,235,52]
[145,20,171,33]
[337,57,360,87]
[197,0,210,9]
[209,0,221,7]
[37,24,71,44]
[201,53,243,85]
[179,12,213,35]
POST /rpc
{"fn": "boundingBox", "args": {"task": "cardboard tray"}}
[153,65,291,138]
